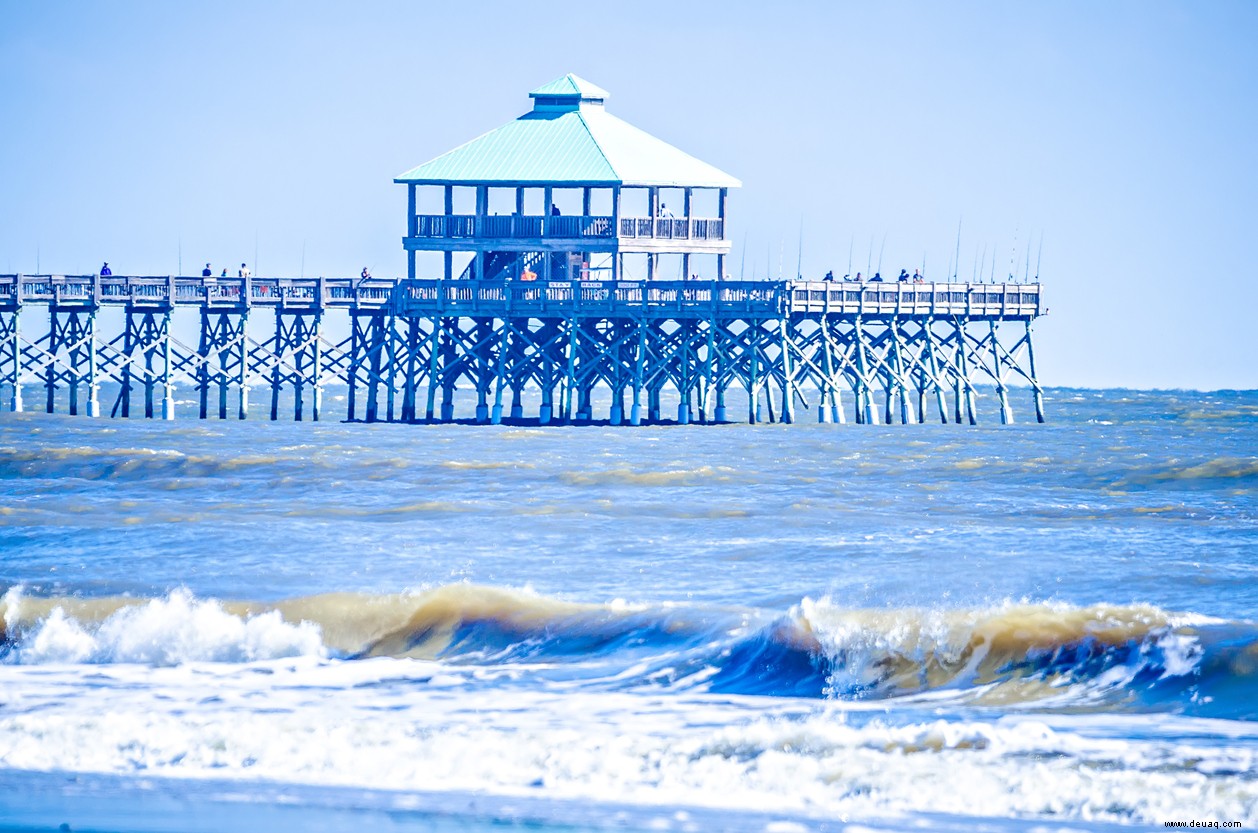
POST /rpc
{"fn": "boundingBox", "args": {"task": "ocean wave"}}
[1,588,324,665]
[3,585,1255,718]
[1109,456,1258,490]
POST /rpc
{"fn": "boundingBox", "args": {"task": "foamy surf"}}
[3,585,1254,718]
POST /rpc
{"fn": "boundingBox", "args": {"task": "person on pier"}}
[361,267,371,281]
[871,272,883,282]
[824,270,835,282]
[913,268,925,284]
[100,262,111,276]
[202,263,213,277]
[239,263,251,278]
[853,272,862,282]
[898,269,910,282]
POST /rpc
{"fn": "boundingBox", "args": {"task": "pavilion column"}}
[683,187,692,280]
[611,185,622,282]
[475,185,487,280]
[444,185,454,280]
[647,187,659,281]
[407,184,417,280]
[717,187,728,280]
[582,187,591,216]
[515,187,525,246]
[543,186,553,280]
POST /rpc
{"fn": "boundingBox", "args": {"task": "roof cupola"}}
[529,73,609,112]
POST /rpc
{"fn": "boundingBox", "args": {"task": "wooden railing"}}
[785,281,1041,318]
[617,217,724,240]
[0,274,1040,319]
[409,214,723,241]
[413,214,614,239]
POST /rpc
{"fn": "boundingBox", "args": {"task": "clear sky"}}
[1,1,1255,389]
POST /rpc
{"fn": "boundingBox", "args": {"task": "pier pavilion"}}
[395,74,739,286]
[0,75,1045,426]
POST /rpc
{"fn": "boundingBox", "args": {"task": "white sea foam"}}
[0,659,1253,827]
[4,590,325,665]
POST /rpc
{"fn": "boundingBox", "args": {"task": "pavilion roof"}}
[394,75,740,189]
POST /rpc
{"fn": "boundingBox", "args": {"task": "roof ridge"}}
[575,109,620,182]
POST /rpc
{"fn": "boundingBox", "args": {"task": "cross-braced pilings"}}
[0,275,1044,425]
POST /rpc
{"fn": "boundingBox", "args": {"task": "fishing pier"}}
[0,76,1044,426]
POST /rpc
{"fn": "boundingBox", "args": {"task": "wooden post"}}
[717,187,727,280]
[237,311,249,420]
[491,321,508,424]
[924,318,949,424]
[86,311,100,417]
[425,316,441,420]
[1025,320,1046,423]
[161,309,174,420]
[8,304,22,413]
[474,185,487,281]
[366,315,383,423]
[990,319,1012,425]
[582,186,591,217]
[444,185,454,281]
[407,184,417,280]
[630,320,645,426]
[779,317,794,424]
[271,311,283,420]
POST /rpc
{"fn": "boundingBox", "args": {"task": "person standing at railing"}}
[361,267,371,281]
[202,263,213,277]
[853,272,863,282]
[239,263,251,278]
[898,269,910,283]
[913,269,925,284]
[658,203,674,219]
[221,268,228,278]
[100,262,112,277]
[824,270,835,282]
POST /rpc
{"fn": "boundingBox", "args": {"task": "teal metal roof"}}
[395,77,740,189]
[529,73,609,100]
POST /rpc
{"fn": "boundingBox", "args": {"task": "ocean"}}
[0,387,1255,832]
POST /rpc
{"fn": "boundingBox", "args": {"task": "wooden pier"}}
[0,75,1047,425]
[0,274,1044,425]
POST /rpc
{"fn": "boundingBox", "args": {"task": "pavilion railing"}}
[617,217,724,240]
[410,214,724,241]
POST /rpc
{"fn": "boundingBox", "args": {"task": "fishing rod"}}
[1035,232,1044,280]
[847,235,854,276]
[971,243,980,283]
[866,234,873,278]
[740,234,748,280]
[1008,225,1019,284]
[795,217,803,280]
[1024,233,1032,283]
[876,232,887,277]
[300,241,306,279]
[952,217,962,280]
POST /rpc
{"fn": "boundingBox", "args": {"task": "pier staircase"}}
[457,251,570,282]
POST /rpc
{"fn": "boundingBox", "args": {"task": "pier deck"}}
[0,274,1044,426]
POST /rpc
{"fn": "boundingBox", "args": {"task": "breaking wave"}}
[3,584,1254,718]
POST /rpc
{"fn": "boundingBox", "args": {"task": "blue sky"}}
[1,1,1254,389]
